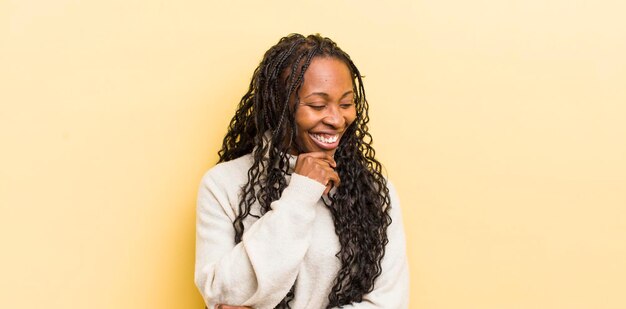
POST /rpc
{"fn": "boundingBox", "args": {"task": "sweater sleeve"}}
[331,181,410,309]
[195,170,326,309]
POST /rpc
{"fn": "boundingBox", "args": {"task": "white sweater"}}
[195,153,409,309]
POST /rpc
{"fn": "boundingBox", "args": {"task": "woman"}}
[195,33,409,309]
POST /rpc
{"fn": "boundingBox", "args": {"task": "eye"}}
[340,103,355,109]
[308,104,325,110]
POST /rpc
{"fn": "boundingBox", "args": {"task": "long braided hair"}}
[217,33,392,308]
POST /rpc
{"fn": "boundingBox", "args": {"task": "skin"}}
[292,57,356,194]
[217,57,356,309]
[291,57,357,158]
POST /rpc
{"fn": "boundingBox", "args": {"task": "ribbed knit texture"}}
[195,153,409,309]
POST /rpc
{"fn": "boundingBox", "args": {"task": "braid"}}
[217,34,391,308]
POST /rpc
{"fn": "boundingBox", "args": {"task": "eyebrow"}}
[304,90,353,100]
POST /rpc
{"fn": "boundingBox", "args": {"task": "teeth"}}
[311,133,339,144]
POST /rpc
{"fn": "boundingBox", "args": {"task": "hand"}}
[293,152,340,195]
[215,305,252,309]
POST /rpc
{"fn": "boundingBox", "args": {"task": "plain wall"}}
[1,0,625,308]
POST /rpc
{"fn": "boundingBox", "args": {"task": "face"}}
[290,57,357,156]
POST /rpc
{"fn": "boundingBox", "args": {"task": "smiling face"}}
[290,57,357,157]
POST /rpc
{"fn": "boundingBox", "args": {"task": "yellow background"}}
[1,0,625,308]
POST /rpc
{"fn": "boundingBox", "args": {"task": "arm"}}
[195,170,326,309]
[331,181,410,309]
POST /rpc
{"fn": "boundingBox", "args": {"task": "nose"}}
[322,105,345,128]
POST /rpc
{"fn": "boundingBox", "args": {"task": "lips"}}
[308,132,340,150]
[310,133,338,143]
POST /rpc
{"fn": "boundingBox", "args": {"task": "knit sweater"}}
[195,153,409,309]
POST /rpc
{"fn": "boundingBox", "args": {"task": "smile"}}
[310,133,339,144]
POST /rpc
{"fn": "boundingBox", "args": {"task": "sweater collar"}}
[260,131,336,195]
[260,131,298,173]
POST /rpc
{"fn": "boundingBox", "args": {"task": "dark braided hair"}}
[217,33,392,308]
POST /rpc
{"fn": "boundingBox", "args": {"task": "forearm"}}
[195,173,326,308]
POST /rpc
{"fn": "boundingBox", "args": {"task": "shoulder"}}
[380,177,401,211]
[200,153,254,193]
[386,179,399,203]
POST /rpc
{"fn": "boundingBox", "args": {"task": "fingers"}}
[294,152,340,192]
[298,152,336,168]
[324,172,340,196]
[327,170,340,188]
[322,161,340,195]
